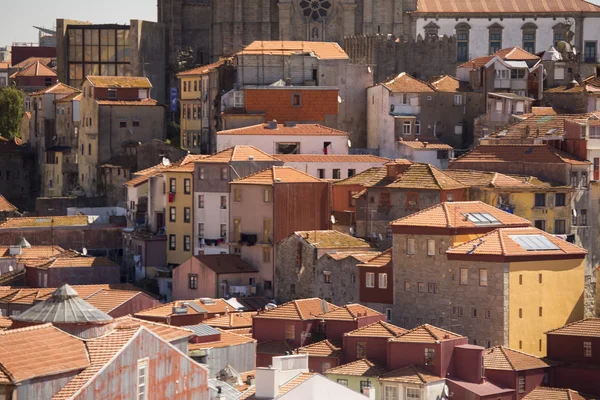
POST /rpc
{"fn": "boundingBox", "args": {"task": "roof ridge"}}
[293,299,304,320]
[499,346,517,370]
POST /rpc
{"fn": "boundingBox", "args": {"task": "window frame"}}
[378,273,388,289]
[184,235,191,251]
[460,268,468,285]
[137,358,149,400]
[188,274,198,289]
[285,323,295,340]
[427,239,435,256]
[184,178,191,194]
[584,341,592,357]
[407,238,415,255]
[479,269,488,286]
[169,234,176,250]
[365,272,375,288]
[169,207,176,222]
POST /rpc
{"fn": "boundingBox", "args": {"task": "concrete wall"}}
[216,133,348,154]
[281,161,386,180]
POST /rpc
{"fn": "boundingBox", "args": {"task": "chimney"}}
[422,141,428,148]
[267,120,278,130]
[362,385,376,400]
[248,155,255,161]
[284,78,292,86]
[255,368,279,399]
[386,162,411,179]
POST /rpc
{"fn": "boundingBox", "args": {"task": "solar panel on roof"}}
[510,235,560,251]
[465,212,500,226]
[184,302,208,313]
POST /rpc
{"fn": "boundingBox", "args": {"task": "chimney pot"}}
[267,120,278,129]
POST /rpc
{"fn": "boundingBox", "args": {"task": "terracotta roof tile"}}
[111,315,193,342]
[54,91,83,103]
[196,145,280,163]
[484,346,551,371]
[189,328,256,350]
[296,339,342,358]
[217,123,348,136]
[254,298,339,321]
[96,99,160,106]
[326,251,382,263]
[229,327,253,337]
[546,318,600,337]
[381,72,435,93]
[398,140,454,150]
[86,76,152,89]
[444,169,540,189]
[238,41,348,60]
[135,298,231,318]
[326,359,387,377]
[451,144,590,165]
[12,61,56,78]
[447,227,587,258]
[0,323,89,384]
[239,372,316,400]
[164,154,210,173]
[230,166,325,185]
[316,304,383,321]
[274,154,390,163]
[333,167,389,186]
[84,289,148,314]
[32,82,79,96]
[357,248,392,268]
[295,230,371,249]
[532,107,559,116]
[177,59,226,77]
[52,326,141,400]
[203,312,256,329]
[0,316,12,330]
[379,365,442,384]
[33,256,119,269]
[391,324,464,343]
[523,387,596,400]
[345,321,407,338]
[11,57,54,69]
[458,55,495,69]
[494,47,540,61]
[0,215,89,228]
[387,163,465,190]
[428,75,473,92]
[486,114,592,140]
[415,0,600,13]
[391,201,531,230]
[0,245,65,259]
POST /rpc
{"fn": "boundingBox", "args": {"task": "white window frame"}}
[137,358,149,400]
[366,272,375,288]
[403,121,412,135]
[454,94,463,105]
[384,386,398,400]
[379,273,388,289]
[233,91,245,108]
[415,120,421,135]
[427,239,435,256]
[406,387,421,399]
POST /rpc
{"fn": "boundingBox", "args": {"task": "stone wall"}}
[541,91,589,114]
[343,34,458,84]
[391,233,508,347]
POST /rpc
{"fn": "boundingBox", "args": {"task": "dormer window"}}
[108,89,117,100]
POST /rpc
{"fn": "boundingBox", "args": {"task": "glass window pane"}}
[117,46,131,63]
[117,64,129,76]
[101,46,116,62]
[84,64,99,77]
[101,64,116,76]
[69,45,82,62]
[117,30,130,46]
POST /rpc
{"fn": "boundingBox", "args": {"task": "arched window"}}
[455,23,471,62]
[424,21,440,38]
[553,22,570,48]
[488,23,504,54]
[522,23,537,54]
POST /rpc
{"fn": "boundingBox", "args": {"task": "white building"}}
[413,0,600,66]
[397,140,454,169]
[216,122,349,155]
[274,154,389,180]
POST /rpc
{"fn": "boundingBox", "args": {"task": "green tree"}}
[0,87,25,140]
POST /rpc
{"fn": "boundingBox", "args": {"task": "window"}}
[428,283,435,293]
[519,308,523,318]
[427,239,435,256]
[137,358,148,400]
[456,23,470,62]
[385,308,392,322]
[511,69,526,79]
[582,172,588,188]
[584,41,598,63]
[184,235,191,251]
[452,95,464,106]
[317,169,325,179]
[485,309,491,319]
[402,120,411,135]
[584,341,592,357]
[460,268,468,285]
[347,169,356,178]
[581,209,588,225]
[170,178,176,193]
[263,248,271,263]
[406,192,418,210]
[356,342,367,359]
[263,188,272,203]
[119,120,127,128]
[555,193,566,207]
[220,195,227,209]
[199,168,205,180]
[324,272,332,284]
[366,272,375,288]
[522,23,537,54]
[415,120,421,135]
[169,207,176,222]
[319,362,331,374]
[454,123,463,135]
[233,91,244,107]
[401,93,409,104]
[519,275,523,285]
[291,93,302,107]
[263,219,272,242]
[518,376,525,393]
[418,282,425,293]
[108,88,117,100]
[472,308,478,318]
[337,379,348,387]
[88,143,92,156]
[332,169,341,179]
[198,223,204,238]
[379,192,391,207]
[404,281,410,292]
[539,306,543,317]
[220,224,227,238]
[495,69,509,79]
[133,118,140,127]
[285,324,295,340]
[290,283,296,295]
[555,219,566,234]
[276,142,300,154]
[539,273,543,284]
[458,307,464,317]
[479,269,488,286]
[360,380,371,393]
[534,220,546,231]
[198,195,205,208]
[571,171,578,187]
[184,207,191,223]
[379,273,388,289]
[265,281,272,290]
[424,348,435,365]
[384,386,398,400]
[221,167,228,181]
[184,178,191,194]
[407,238,415,255]
[233,188,242,202]
[188,274,198,289]
[532,193,545,208]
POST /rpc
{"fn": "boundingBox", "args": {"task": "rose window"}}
[299,0,332,21]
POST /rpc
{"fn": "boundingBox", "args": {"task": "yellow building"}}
[163,155,206,266]
[446,170,574,235]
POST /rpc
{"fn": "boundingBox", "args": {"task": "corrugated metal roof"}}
[209,379,243,400]
[184,324,221,337]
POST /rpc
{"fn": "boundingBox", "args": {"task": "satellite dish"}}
[338,96,342,104]
[367,66,372,74]
[347,139,352,148]
[82,247,88,256]
[330,215,336,224]
[349,227,355,235]
[162,157,171,167]
[8,265,13,272]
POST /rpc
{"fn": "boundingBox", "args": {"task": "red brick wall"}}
[244,89,338,123]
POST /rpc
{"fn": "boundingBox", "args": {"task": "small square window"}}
[292,93,302,107]
[418,282,425,293]
[404,281,410,292]
[407,238,415,255]
[534,193,546,207]
[188,274,198,289]
[119,121,127,128]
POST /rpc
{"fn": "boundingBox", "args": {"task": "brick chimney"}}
[386,161,412,179]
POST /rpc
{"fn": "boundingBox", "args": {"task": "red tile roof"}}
[381,72,435,93]
[486,113,592,141]
[196,145,280,163]
[398,140,453,150]
[545,318,600,337]
[326,251,382,263]
[112,315,193,342]
[203,312,256,329]
[380,365,442,383]
[11,61,56,78]
[86,76,152,89]
[254,298,339,321]
[332,167,389,186]
[84,289,152,314]
[484,346,551,371]
[217,123,348,136]
[11,57,55,69]
[415,0,600,13]
[0,215,89,228]
[326,359,387,377]
[294,230,371,249]
[0,195,17,212]
[31,82,80,97]
[428,75,473,92]
[238,41,348,60]
[390,324,464,343]
[447,227,587,259]
[33,256,119,269]
[230,166,325,185]
[96,99,160,106]
[444,169,541,189]
[177,59,226,77]
[391,201,531,230]
[494,47,540,61]
[0,323,89,384]
[345,320,407,338]
[239,372,316,400]
[296,339,342,358]
[189,328,256,350]
[458,55,495,69]
[274,154,389,163]
[0,316,12,330]
[135,298,232,318]
[451,145,590,165]
[357,249,392,268]
[523,387,596,400]
[316,304,383,321]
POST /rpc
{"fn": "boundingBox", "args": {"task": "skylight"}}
[510,235,560,251]
[465,212,500,226]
